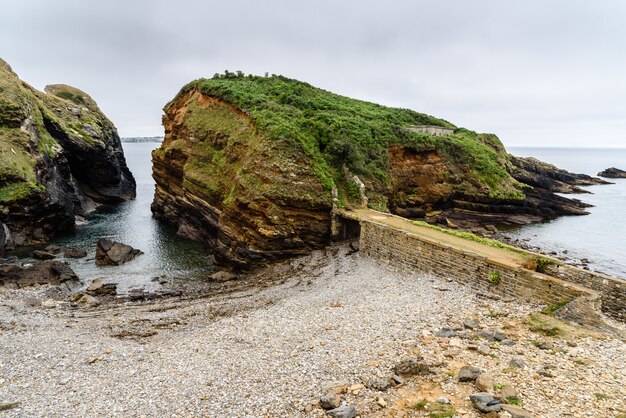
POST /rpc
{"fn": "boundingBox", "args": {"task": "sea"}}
[506,147,626,279]
[48,142,214,292]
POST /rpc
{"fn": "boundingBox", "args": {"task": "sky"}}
[1,0,625,148]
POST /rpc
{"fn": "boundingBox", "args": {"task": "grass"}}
[1,61,116,205]
[594,393,610,401]
[489,271,502,285]
[536,257,555,273]
[541,300,567,316]
[410,220,533,256]
[167,71,528,203]
[412,399,456,418]
[505,396,522,406]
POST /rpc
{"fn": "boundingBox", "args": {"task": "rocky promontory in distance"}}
[151,71,609,267]
[597,167,626,179]
[0,58,136,249]
[121,136,163,143]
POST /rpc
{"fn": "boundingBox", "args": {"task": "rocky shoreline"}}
[1,244,624,417]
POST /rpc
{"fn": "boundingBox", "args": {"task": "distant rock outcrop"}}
[150,73,611,267]
[597,167,626,179]
[0,58,136,247]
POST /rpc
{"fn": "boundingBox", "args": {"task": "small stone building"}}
[406,125,454,136]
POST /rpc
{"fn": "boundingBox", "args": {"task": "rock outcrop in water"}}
[597,167,626,179]
[0,58,136,248]
[151,73,607,267]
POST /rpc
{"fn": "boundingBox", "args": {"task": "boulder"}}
[501,404,534,418]
[45,245,63,254]
[0,261,79,288]
[365,377,391,392]
[86,279,117,296]
[475,373,495,392]
[209,270,237,282]
[75,293,100,308]
[393,358,433,376]
[33,250,56,260]
[469,392,501,413]
[64,247,87,258]
[95,238,142,266]
[458,365,482,382]
[319,393,341,410]
[509,357,526,369]
[326,404,357,418]
[597,167,626,179]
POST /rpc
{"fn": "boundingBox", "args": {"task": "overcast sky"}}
[1,0,625,148]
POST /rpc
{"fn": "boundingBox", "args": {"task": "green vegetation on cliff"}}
[0,59,115,203]
[169,71,525,204]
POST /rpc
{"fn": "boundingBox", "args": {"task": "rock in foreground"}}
[597,167,626,178]
[95,238,142,266]
[0,261,79,288]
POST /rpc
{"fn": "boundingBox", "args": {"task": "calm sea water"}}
[49,143,213,292]
[506,147,626,278]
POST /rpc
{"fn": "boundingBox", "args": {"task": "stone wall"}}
[541,263,625,322]
[358,220,621,331]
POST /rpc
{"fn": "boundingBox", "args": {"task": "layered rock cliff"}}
[0,58,135,247]
[152,73,606,266]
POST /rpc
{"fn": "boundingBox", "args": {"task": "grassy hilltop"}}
[168,71,524,208]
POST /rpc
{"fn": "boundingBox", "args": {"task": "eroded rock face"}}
[0,58,136,247]
[151,90,332,268]
[387,149,609,227]
[95,238,143,266]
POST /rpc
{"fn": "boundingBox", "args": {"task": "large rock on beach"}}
[0,261,79,288]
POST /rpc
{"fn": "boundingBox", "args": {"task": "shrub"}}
[489,271,502,285]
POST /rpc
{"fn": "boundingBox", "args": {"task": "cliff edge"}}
[0,58,136,247]
[151,73,605,266]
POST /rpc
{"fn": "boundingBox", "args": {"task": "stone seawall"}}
[358,220,620,331]
[541,263,625,322]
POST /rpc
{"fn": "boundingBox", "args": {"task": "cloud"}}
[1,0,625,147]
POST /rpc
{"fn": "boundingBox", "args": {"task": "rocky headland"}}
[151,72,608,267]
[0,58,136,250]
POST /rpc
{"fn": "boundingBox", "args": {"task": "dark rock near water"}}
[209,270,237,282]
[64,247,87,258]
[86,279,117,296]
[45,245,63,254]
[0,261,79,288]
[33,250,56,260]
[95,238,142,266]
[597,167,626,178]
